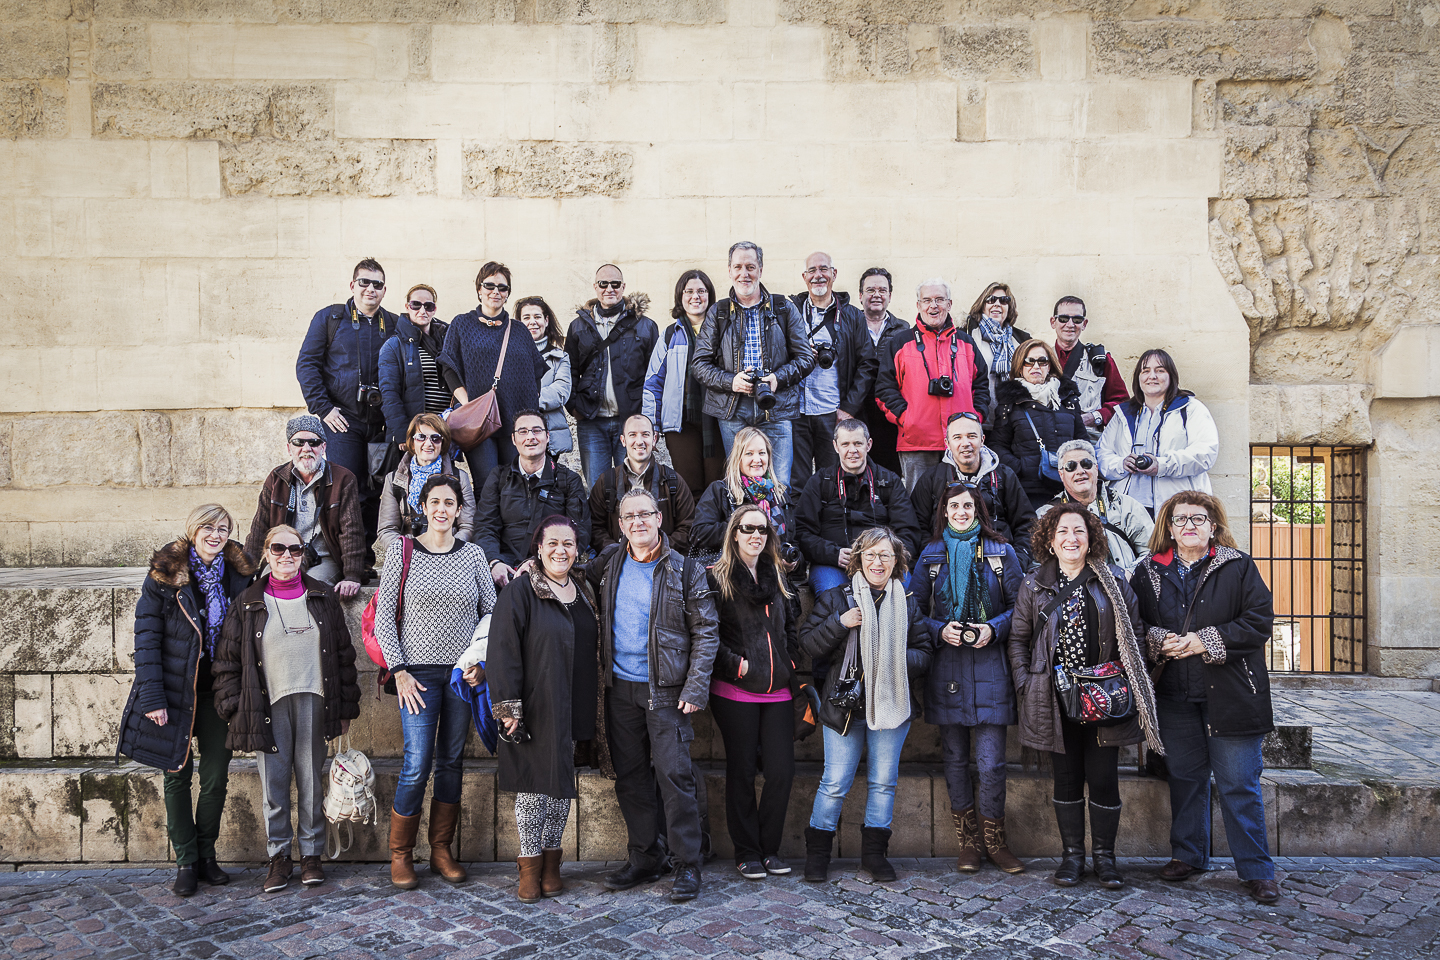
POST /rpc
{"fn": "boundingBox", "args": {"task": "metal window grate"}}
[1250,445,1367,673]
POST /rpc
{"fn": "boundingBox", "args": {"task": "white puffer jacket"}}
[1097,394,1218,510]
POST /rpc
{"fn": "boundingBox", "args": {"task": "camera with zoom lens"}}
[814,341,836,370]
[749,369,778,412]
[1133,454,1155,471]
[302,540,322,570]
[779,542,802,567]
[927,375,954,398]
[499,720,531,745]
[408,515,429,537]
[357,383,383,408]
[959,623,983,647]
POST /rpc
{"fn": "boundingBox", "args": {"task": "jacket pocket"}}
[655,631,690,687]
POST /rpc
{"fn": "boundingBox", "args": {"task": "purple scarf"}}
[189,547,229,659]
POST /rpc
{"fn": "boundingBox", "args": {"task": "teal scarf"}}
[939,521,989,624]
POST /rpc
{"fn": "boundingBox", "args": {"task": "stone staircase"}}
[2,569,1437,865]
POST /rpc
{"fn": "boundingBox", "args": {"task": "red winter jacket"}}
[873,318,989,452]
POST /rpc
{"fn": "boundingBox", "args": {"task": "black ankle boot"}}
[173,864,197,897]
[1051,799,1087,887]
[803,827,834,883]
[1089,801,1124,889]
[860,826,896,883]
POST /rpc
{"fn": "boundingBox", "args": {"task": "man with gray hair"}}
[690,241,815,487]
[1037,439,1153,576]
[244,414,366,596]
[874,278,989,489]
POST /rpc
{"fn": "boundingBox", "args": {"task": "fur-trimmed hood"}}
[576,291,651,320]
[147,539,257,588]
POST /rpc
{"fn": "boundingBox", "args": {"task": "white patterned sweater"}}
[374,539,498,669]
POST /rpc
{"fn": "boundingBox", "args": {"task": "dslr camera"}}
[357,382,382,408]
[1133,454,1155,471]
[499,719,531,745]
[1087,343,1109,376]
[813,341,836,370]
[749,369,778,412]
[779,541,802,568]
[959,623,983,647]
[928,374,954,397]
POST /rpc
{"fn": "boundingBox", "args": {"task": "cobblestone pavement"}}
[2,857,1437,960]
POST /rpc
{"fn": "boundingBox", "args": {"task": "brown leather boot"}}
[540,847,564,897]
[388,810,421,890]
[981,814,1026,874]
[427,800,468,884]
[517,855,544,903]
[953,808,982,873]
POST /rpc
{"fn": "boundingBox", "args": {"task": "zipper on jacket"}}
[174,594,205,773]
[765,603,775,694]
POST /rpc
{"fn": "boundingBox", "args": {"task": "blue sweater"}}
[438,309,546,430]
[613,555,659,682]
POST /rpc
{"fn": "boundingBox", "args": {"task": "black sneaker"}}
[762,856,791,876]
[736,860,766,880]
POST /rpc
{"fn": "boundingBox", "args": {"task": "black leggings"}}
[709,695,795,863]
[1050,719,1121,807]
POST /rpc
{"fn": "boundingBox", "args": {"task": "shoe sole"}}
[263,881,290,893]
[764,867,792,876]
[738,872,766,880]
[301,877,325,886]
[391,879,420,890]
[670,891,698,902]
[602,875,661,892]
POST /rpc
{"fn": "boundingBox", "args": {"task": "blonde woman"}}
[689,425,797,564]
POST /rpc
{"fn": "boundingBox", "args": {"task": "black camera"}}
[779,542,802,567]
[928,375,954,397]
[357,383,382,408]
[302,540,322,570]
[499,720,531,745]
[408,515,429,537]
[749,369,777,412]
[1133,454,1155,471]
[1088,343,1108,376]
[959,623,983,647]
[814,342,836,370]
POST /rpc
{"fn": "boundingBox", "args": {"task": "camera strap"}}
[912,324,959,380]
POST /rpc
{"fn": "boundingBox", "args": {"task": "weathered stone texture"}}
[313,0,505,22]
[940,25,1033,79]
[592,23,637,83]
[220,139,436,196]
[462,142,633,198]
[92,81,332,140]
[0,21,69,80]
[11,414,143,487]
[53,674,130,757]
[0,81,67,138]
[1249,383,1372,444]
[93,0,280,20]
[0,588,116,673]
[1091,18,1317,80]
[0,769,80,860]
[92,22,152,80]
[1223,125,1308,199]
[535,0,725,24]
[825,24,918,80]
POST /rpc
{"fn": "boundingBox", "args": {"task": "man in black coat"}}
[911,411,1036,567]
[476,410,590,585]
[589,413,695,555]
[787,252,878,493]
[796,418,921,596]
[855,267,909,474]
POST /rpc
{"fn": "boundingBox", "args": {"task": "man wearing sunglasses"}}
[295,258,400,571]
[1049,296,1129,440]
[244,415,366,598]
[1036,439,1153,575]
[565,264,660,486]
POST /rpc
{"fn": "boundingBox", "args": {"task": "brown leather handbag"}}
[447,319,512,450]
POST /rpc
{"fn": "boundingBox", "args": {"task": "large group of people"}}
[118,243,1276,910]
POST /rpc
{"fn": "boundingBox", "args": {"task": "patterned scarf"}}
[740,475,786,536]
[939,520,989,624]
[406,454,445,511]
[977,316,1016,373]
[189,546,228,659]
[852,573,912,731]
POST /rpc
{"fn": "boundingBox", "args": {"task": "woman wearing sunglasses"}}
[964,282,1030,414]
[988,338,1087,507]
[379,283,452,458]
[377,413,477,551]
[212,525,360,894]
[911,483,1024,875]
[706,506,799,881]
[799,527,934,884]
[440,261,548,479]
[118,504,257,898]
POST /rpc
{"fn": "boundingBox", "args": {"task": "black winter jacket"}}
[691,285,815,422]
[295,299,399,425]
[988,377,1088,507]
[800,584,934,733]
[787,291,878,417]
[564,296,660,422]
[1131,546,1275,738]
[708,556,798,696]
[690,479,797,556]
[910,452,1036,567]
[378,314,450,445]
[117,541,257,772]
[795,463,922,568]
[476,458,591,567]
[589,459,696,555]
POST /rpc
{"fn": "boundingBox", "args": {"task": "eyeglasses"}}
[290,436,324,447]
[408,300,437,312]
[1022,357,1051,367]
[1054,314,1086,325]
[198,523,231,538]
[595,280,624,290]
[355,278,385,289]
[1170,515,1213,529]
[944,481,979,494]
[985,295,1011,305]
[919,297,949,306]
[737,524,770,536]
[480,281,510,293]
[620,510,659,524]
[1061,458,1095,472]
[512,426,547,437]
[861,552,895,563]
[268,543,306,557]
[413,432,443,444]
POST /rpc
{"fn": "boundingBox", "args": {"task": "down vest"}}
[211,575,361,753]
[116,540,258,772]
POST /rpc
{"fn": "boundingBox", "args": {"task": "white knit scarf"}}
[1021,377,1062,409]
[851,572,911,731]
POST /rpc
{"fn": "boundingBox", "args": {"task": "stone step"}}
[1271,674,1434,692]
[1,758,1433,867]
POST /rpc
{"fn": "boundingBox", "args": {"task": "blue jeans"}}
[467,432,518,485]
[393,665,471,817]
[1157,698,1275,881]
[809,719,911,831]
[577,416,624,488]
[719,416,794,495]
[809,563,849,596]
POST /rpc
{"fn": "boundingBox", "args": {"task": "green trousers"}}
[163,692,232,866]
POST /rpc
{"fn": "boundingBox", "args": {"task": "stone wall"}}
[0,1,1436,672]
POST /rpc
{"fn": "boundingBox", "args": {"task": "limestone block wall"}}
[0,1,1436,673]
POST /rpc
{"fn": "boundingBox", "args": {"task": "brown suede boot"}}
[540,847,564,897]
[981,814,1026,874]
[517,855,544,904]
[427,800,468,884]
[953,808,982,873]
[389,810,421,890]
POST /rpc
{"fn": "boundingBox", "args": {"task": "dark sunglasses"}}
[268,543,306,557]
[355,278,385,289]
[413,432,443,444]
[1022,356,1051,367]
[290,436,324,447]
[408,300,437,312]
[595,280,624,290]
[1054,314,1086,325]
[943,481,979,495]
[1061,458,1096,472]
[951,411,981,424]
[480,281,510,293]
[736,524,771,536]
[985,294,1011,305]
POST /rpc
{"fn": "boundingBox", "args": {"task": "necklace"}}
[545,573,573,590]
[273,596,313,636]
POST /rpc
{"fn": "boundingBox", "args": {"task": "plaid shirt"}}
[740,303,764,372]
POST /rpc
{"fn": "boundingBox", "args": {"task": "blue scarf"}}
[938,521,988,624]
[406,454,445,511]
[189,547,228,659]
[977,316,1015,374]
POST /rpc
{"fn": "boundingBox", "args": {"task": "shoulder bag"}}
[361,536,413,697]
[448,320,513,450]
[1023,411,1062,483]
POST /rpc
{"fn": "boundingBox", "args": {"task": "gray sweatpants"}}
[257,692,327,858]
